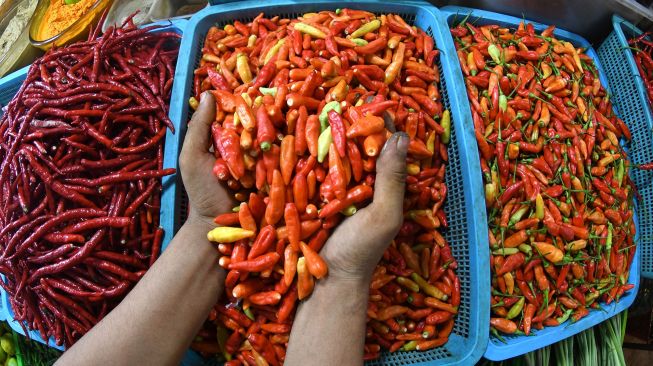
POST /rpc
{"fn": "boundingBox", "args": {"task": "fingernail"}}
[396,132,408,145]
[200,91,210,102]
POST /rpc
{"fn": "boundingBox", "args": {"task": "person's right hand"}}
[179,92,234,227]
[319,132,409,282]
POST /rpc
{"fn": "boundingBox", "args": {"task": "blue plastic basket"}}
[441,6,641,361]
[597,15,653,280]
[0,19,187,351]
[169,1,489,364]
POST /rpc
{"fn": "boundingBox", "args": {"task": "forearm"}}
[285,276,370,366]
[57,218,223,366]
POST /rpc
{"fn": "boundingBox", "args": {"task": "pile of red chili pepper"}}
[0,16,179,347]
[191,9,460,364]
[450,20,636,337]
[629,32,653,108]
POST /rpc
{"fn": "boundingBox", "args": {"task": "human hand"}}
[319,132,409,282]
[179,92,234,227]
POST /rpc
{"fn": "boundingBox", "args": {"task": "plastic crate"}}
[168,1,489,365]
[597,15,653,279]
[0,19,187,351]
[441,6,641,361]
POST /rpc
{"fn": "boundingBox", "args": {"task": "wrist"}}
[185,210,216,232]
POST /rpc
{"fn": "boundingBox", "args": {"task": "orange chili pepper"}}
[346,114,385,138]
[299,241,328,279]
[264,170,285,225]
[238,203,258,233]
[280,135,296,185]
[296,257,314,300]
[283,246,298,286]
[284,203,301,251]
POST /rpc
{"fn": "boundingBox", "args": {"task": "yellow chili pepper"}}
[350,19,381,39]
[341,205,357,216]
[293,22,326,39]
[440,110,451,144]
[237,54,253,83]
[317,126,332,163]
[189,97,199,110]
[504,272,515,295]
[407,163,420,176]
[411,273,448,301]
[426,130,435,153]
[396,276,420,293]
[207,227,255,242]
[247,34,257,47]
[535,193,544,220]
[264,38,285,64]
[564,41,583,72]
[541,62,552,79]
[565,239,587,252]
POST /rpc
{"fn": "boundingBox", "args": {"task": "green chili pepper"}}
[243,307,255,320]
[65,0,81,4]
[518,243,532,256]
[294,22,326,39]
[556,309,573,324]
[598,277,612,289]
[488,44,501,64]
[585,291,600,305]
[319,101,342,131]
[616,159,624,187]
[492,248,520,256]
[499,94,508,112]
[509,206,529,226]
[402,340,418,351]
[351,38,368,46]
[506,297,525,320]
[232,205,240,213]
[317,126,333,163]
[606,223,613,266]
[217,326,229,353]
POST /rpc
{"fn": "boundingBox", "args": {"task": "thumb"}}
[184,92,216,154]
[370,132,409,216]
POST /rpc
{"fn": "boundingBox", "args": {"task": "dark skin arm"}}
[57,93,230,366]
[58,93,408,366]
[285,132,408,366]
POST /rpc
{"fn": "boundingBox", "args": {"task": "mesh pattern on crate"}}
[598,26,653,277]
[177,4,477,364]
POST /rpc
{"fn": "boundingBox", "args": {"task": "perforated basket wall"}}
[598,15,653,279]
[168,1,490,365]
[0,19,187,351]
[441,6,641,362]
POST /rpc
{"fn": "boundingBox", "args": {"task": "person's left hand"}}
[319,132,409,282]
[179,92,234,227]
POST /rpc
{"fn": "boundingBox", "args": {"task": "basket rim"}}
[441,5,641,361]
[168,1,491,365]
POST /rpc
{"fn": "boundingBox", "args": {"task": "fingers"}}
[372,132,409,206]
[182,92,216,155]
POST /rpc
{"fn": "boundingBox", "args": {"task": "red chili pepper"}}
[213,123,245,179]
[328,110,347,158]
[328,144,348,200]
